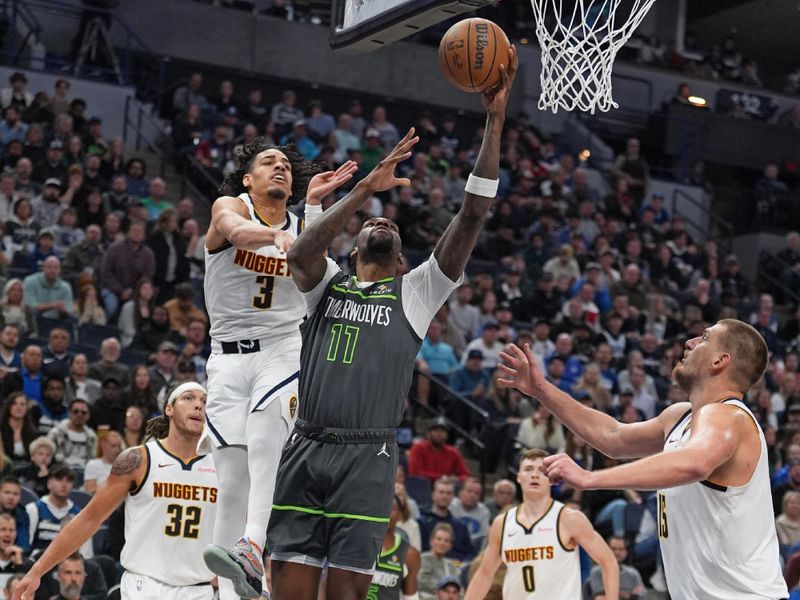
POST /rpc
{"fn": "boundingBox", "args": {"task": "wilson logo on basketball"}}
[474,23,489,69]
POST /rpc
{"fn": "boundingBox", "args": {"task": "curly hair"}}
[219,138,324,206]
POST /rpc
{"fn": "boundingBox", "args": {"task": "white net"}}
[531,0,656,113]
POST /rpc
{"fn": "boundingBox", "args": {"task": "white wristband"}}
[465,173,499,198]
[401,594,420,600]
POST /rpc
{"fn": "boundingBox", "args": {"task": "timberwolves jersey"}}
[121,440,218,586]
[205,193,304,343]
[501,502,581,600]
[368,532,410,600]
[299,272,421,429]
[658,400,787,599]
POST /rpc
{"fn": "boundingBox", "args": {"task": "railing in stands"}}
[758,251,800,306]
[122,95,166,178]
[6,0,167,94]
[181,154,218,210]
[670,187,733,247]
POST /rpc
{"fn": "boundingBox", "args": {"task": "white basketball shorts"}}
[200,333,301,450]
[120,572,213,600]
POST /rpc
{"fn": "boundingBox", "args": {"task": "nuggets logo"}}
[289,395,298,419]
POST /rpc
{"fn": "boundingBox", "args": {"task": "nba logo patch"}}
[289,395,298,419]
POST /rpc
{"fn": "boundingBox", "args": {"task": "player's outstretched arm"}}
[288,129,419,291]
[562,508,619,600]
[498,343,689,459]
[463,514,504,600]
[433,45,518,282]
[207,196,295,253]
[13,447,146,600]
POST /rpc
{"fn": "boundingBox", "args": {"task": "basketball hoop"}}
[531,0,656,113]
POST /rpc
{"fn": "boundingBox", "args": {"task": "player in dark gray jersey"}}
[267,46,518,600]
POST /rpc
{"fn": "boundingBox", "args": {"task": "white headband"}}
[167,382,206,406]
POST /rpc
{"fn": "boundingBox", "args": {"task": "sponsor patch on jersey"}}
[289,395,298,419]
[373,284,392,295]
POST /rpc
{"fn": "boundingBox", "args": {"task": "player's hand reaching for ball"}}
[306,160,358,205]
[497,343,547,398]
[543,453,593,489]
[363,128,419,193]
[12,572,40,600]
[274,229,296,254]
[481,45,518,115]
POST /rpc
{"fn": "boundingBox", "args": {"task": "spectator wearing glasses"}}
[47,399,97,472]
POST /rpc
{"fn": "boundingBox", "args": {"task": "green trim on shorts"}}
[272,504,390,523]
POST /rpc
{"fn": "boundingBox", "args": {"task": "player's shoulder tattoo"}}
[112,447,143,476]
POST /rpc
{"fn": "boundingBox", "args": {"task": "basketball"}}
[438,17,511,94]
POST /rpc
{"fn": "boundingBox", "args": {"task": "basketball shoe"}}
[203,537,263,598]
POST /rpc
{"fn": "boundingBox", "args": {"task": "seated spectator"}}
[14,436,54,498]
[0,280,36,338]
[462,322,503,372]
[0,477,30,556]
[87,338,128,388]
[130,304,175,354]
[432,575,461,600]
[543,244,581,284]
[82,431,122,495]
[121,366,158,418]
[177,318,210,385]
[418,479,474,561]
[148,208,189,305]
[517,403,566,454]
[588,536,646,600]
[777,491,800,560]
[100,220,155,319]
[573,363,613,411]
[408,418,469,482]
[6,198,40,256]
[1,346,43,407]
[22,257,73,320]
[778,231,800,298]
[74,285,105,328]
[394,482,422,550]
[417,523,459,600]
[148,342,177,400]
[61,225,103,287]
[26,230,57,275]
[63,354,101,409]
[30,377,67,436]
[47,399,97,473]
[31,180,66,231]
[546,333,585,387]
[88,377,125,433]
[42,327,73,381]
[416,321,458,407]
[0,513,32,576]
[117,278,154,348]
[120,406,145,449]
[448,283,480,345]
[484,479,516,522]
[26,465,92,556]
[449,350,490,399]
[0,325,20,372]
[449,477,490,551]
[163,283,206,337]
[0,393,36,468]
[123,159,148,199]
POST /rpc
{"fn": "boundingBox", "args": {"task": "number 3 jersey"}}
[205,193,305,343]
[121,440,218,586]
[501,501,581,600]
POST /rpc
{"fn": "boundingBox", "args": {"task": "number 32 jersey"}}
[205,193,304,343]
[121,440,218,586]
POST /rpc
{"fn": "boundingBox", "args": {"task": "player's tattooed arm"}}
[111,447,143,476]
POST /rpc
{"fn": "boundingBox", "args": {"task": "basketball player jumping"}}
[498,319,788,599]
[465,448,618,600]
[200,143,357,599]
[13,382,217,600]
[266,45,518,600]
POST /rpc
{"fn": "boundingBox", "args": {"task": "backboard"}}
[330,0,496,53]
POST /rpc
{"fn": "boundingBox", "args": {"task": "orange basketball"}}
[438,18,511,94]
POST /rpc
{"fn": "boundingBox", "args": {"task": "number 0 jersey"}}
[658,399,787,599]
[205,193,304,343]
[120,440,218,586]
[500,501,581,600]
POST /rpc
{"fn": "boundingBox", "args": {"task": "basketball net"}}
[531,0,656,113]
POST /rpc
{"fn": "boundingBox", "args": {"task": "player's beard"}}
[361,231,396,265]
[267,185,289,201]
[672,362,696,394]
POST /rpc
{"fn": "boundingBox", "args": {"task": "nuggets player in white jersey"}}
[465,448,618,600]
[13,382,217,600]
[499,318,789,599]
[200,139,357,599]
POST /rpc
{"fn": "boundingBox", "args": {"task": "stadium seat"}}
[79,324,121,348]
[69,343,99,363]
[20,486,37,506]
[36,316,76,341]
[119,349,147,369]
[18,337,46,351]
[405,476,432,510]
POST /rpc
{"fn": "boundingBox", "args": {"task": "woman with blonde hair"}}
[14,436,54,497]
[394,482,422,550]
[573,362,613,411]
[0,279,36,336]
[418,523,459,600]
[516,402,566,454]
[82,430,123,494]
